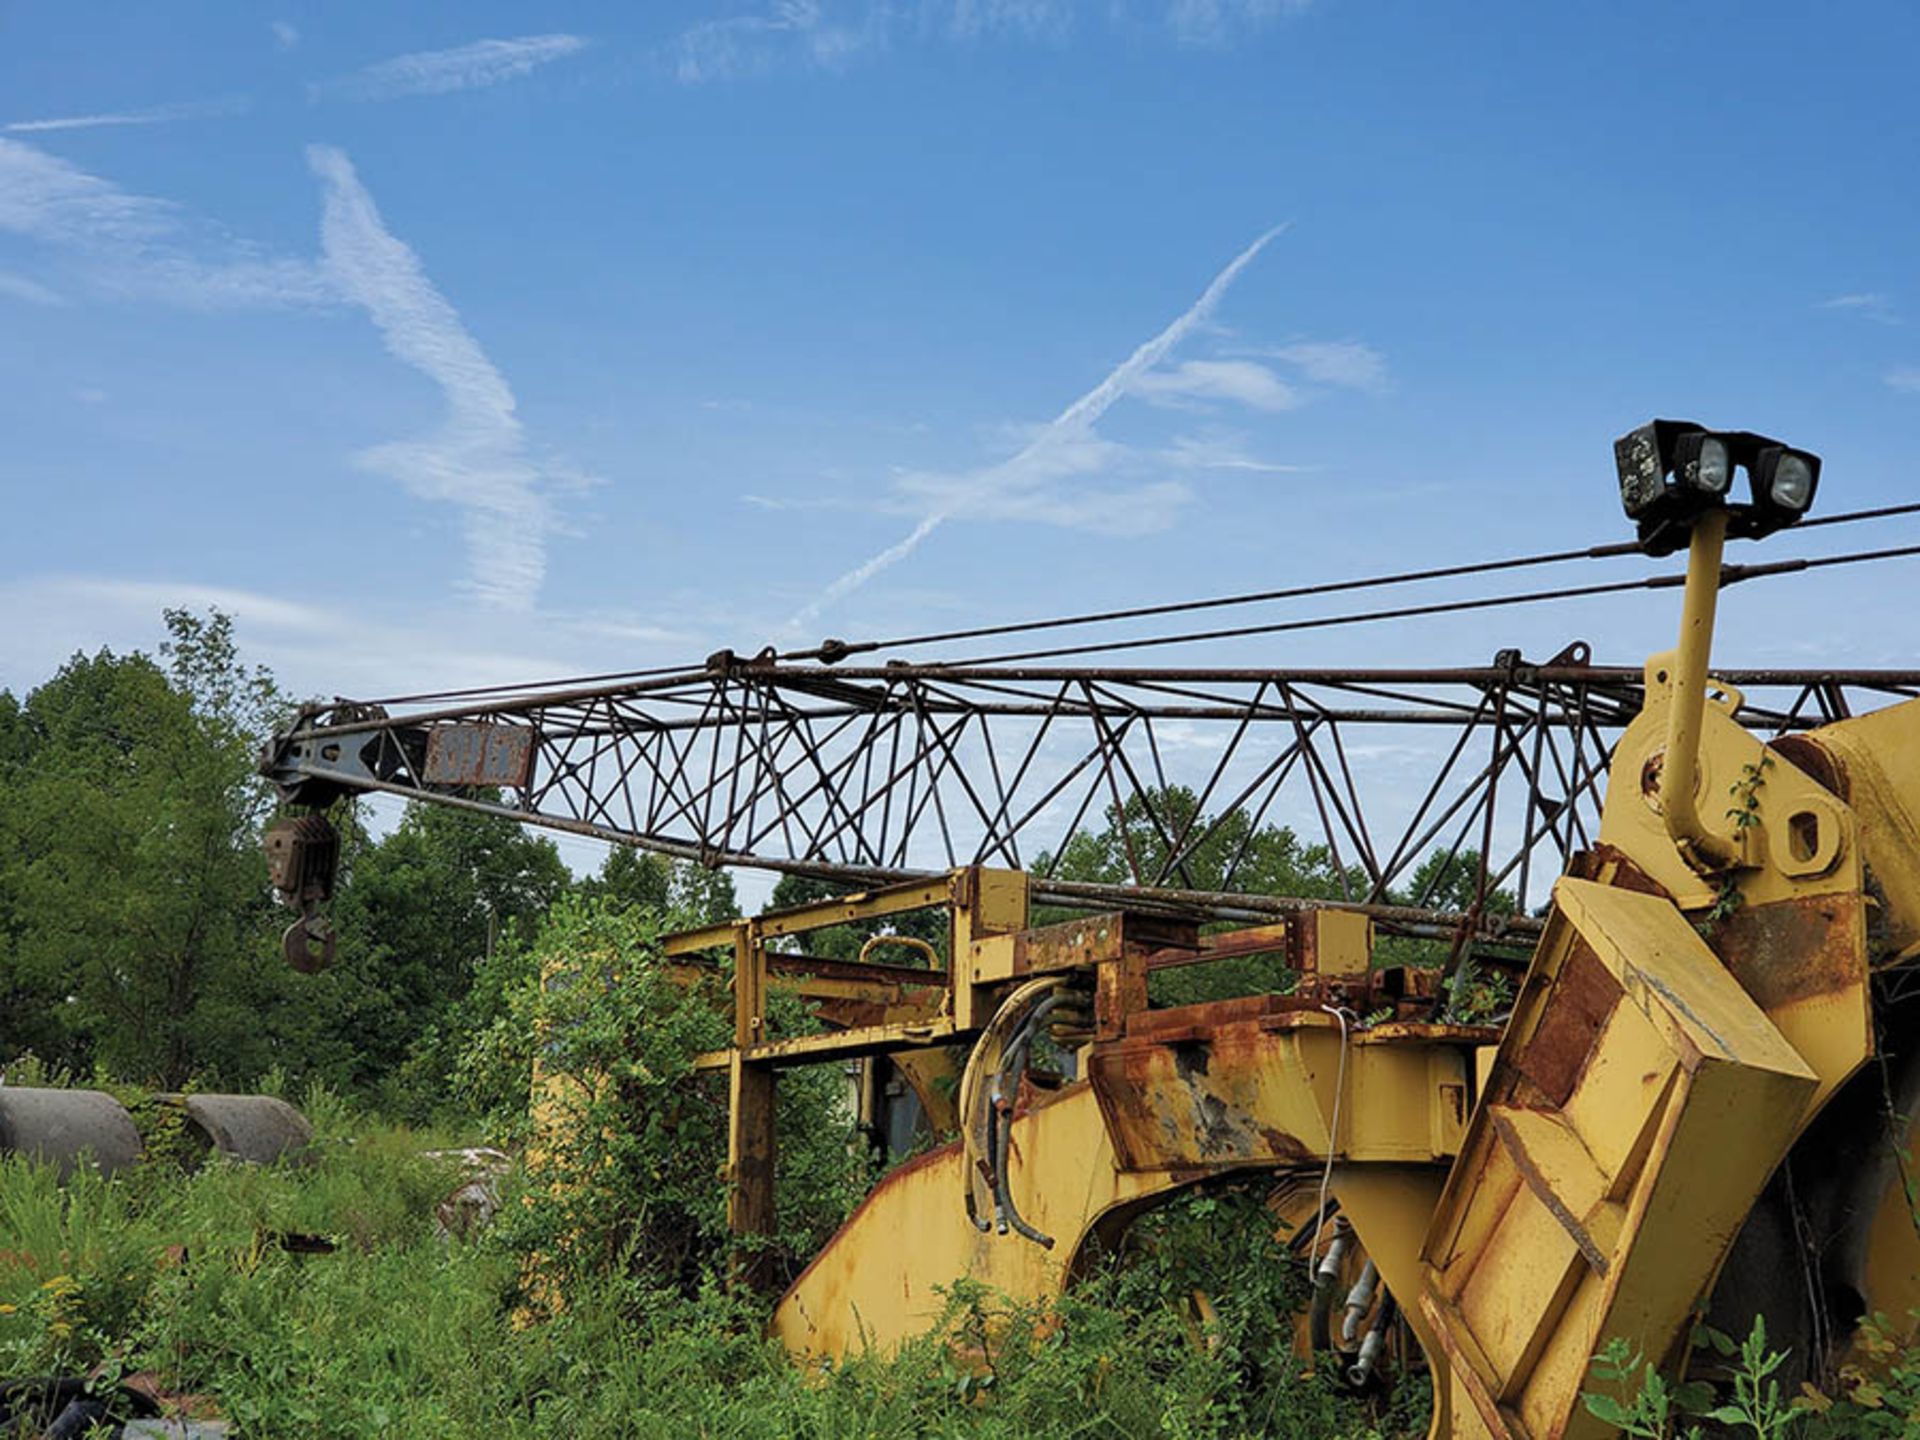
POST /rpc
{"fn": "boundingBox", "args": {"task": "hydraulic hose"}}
[989,992,1075,1248]
[1347,1291,1398,1389]
[1307,1220,1353,1352]
[960,977,1068,1232]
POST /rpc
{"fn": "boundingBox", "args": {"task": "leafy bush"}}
[456,894,873,1298]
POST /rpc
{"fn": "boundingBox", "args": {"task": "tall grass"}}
[0,1101,1426,1438]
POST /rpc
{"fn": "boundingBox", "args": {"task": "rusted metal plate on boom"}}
[423,723,535,788]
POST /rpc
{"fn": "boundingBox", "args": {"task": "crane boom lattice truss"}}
[263,647,1920,937]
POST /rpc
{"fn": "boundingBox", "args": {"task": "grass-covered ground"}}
[0,1097,1432,1439]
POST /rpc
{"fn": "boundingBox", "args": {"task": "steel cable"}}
[778,499,1920,665]
[933,541,1920,668]
[352,502,1920,707]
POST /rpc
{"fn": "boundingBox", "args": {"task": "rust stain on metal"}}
[423,722,536,787]
[1712,894,1865,1011]
[1488,1109,1610,1276]
[1767,734,1849,799]
[1564,842,1672,898]
[1513,941,1621,1108]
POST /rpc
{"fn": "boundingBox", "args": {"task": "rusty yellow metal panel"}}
[1795,699,1920,961]
[772,1081,1173,1360]
[965,912,1133,985]
[1419,879,1819,1440]
[1598,662,1862,915]
[963,867,1031,938]
[1085,1011,1473,1171]
[1862,1088,1920,1349]
[1311,908,1374,979]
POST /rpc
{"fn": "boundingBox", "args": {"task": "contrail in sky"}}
[309,144,558,610]
[788,222,1286,632]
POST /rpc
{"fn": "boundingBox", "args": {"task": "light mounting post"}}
[1613,418,1824,872]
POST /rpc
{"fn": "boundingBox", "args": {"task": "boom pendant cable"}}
[350,500,1920,708]
[937,541,1920,668]
[776,499,1920,666]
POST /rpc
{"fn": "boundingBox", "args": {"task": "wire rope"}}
[935,541,1920,667]
[777,499,1920,664]
[352,503,1920,706]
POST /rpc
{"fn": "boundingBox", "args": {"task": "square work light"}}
[1614,420,1820,554]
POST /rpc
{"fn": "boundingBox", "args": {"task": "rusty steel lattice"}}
[261,646,1920,939]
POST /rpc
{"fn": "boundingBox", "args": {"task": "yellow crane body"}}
[649,514,1920,1437]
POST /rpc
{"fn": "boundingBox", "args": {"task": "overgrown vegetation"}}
[0,1121,1420,1438]
[0,897,1428,1437]
[3,612,1916,1437]
[1582,1314,1920,1439]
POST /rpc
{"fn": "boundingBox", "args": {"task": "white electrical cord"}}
[1308,1004,1357,1275]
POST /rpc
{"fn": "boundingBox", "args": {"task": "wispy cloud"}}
[0,270,65,306]
[0,137,328,307]
[1133,357,1300,411]
[0,575,588,703]
[321,34,589,101]
[789,224,1284,628]
[1158,432,1308,473]
[1820,292,1899,325]
[1165,0,1312,45]
[672,1,1310,82]
[309,144,581,611]
[272,20,300,51]
[1259,338,1387,391]
[1887,367,1920,394]
[5,96,249,134]
[675,2,881,83]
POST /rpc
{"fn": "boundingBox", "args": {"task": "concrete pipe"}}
[166,1094,314,1168]
[0,1087,143,1179]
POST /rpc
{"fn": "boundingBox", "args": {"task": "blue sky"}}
[4,0,1918,713]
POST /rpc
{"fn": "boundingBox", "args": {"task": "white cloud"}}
[672,0,1309,82]
[1262,338,1387,391]
[0,269,64,305]
[1133,357,1300,411]
[321,34,589,101]
[272,20,301,51]
[1159,432,1307,473]
[1164,0,1311,44]
[0,137,328,307]
[0,575,580,704]
[675,2,882,82]
[33,578,337,633]
[309,144,580,611]
[945,1,1074,40]
[1887,367,1920,394]
[5,96,249,133]
[789,224,1284,627]
[1821,292,1899,325]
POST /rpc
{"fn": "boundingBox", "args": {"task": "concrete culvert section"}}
[158,1095,315,1168]
[0,1087,144,1179]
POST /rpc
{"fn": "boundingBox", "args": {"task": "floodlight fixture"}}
[1613,419,1821,554]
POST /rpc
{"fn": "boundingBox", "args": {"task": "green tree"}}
[1036,785,1358,902]
[763,872,947,965]
[0,611,288,1087]
[312,799,571,1110]
[579,846,739,927]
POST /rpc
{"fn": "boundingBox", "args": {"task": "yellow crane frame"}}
[655,511,1920,1439]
